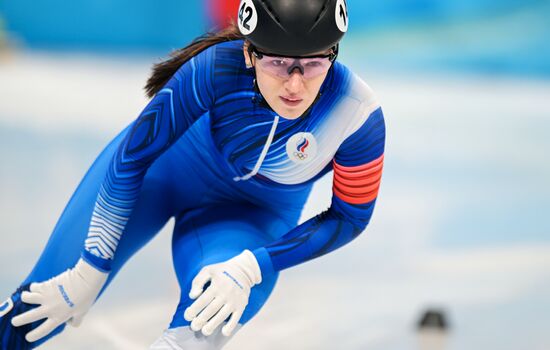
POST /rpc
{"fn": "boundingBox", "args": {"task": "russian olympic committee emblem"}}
[286,132,318,163]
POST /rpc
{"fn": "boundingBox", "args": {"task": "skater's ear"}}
[243,41,254,69]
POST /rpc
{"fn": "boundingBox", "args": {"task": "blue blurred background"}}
[1,0,549,75]
[0,1,549,349]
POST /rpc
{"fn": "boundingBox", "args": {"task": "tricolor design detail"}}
[297,138,308,152]
[296,137,309,153]
[286,132,317,163]
[333,154,383,204]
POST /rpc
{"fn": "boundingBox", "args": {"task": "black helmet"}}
[237,0,349,56]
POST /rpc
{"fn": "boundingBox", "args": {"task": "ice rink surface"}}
[1,47,549,349]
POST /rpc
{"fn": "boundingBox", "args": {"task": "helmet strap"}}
[251,78,271,110]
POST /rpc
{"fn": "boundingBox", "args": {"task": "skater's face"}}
[243,42,335,120]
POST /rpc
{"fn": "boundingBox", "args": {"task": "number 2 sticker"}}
[335,0,349,33]
[238,0,258,35]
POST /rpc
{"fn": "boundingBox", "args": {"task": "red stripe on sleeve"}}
[333,155,384,204]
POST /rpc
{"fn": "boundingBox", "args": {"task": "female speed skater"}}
[0,0,386,348]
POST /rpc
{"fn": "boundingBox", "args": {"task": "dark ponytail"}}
[144,24,243,98]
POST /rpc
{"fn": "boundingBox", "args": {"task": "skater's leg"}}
[150,203,292,350]
[1,125,177,349]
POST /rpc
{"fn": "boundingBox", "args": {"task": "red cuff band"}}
[333,154,384,204]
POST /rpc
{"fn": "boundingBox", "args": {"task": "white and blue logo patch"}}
[0,297,14,317]
[286,132,317,163]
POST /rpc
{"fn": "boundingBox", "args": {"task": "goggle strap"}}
[251,44,337,61]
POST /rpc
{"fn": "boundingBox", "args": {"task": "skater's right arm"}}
[11,46,219,344]
[83,46,217,271]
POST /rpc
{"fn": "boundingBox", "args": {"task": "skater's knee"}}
[0,284,65,350]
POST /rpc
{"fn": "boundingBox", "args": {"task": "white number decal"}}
[238,0,258,35]
[335,0,349,33]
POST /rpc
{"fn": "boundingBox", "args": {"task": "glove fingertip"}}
[21,291,34,303]
[11,317,22,327]
[190,321,202,332]
[25,332,38,343]
[221,325,233,337]
[68,316,83,328]
[11,313,31,327]
[183,309,193,322]
[29,283,40,292]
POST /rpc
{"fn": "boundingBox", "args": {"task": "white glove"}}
[184,250,262,337]
[11,258,108,342]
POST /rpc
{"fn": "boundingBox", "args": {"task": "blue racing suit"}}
[0,39,385,349]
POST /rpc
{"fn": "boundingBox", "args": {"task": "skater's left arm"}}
[184,108,385,338]
[252,107,386,274]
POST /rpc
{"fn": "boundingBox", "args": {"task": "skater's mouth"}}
[279,95,303,107]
